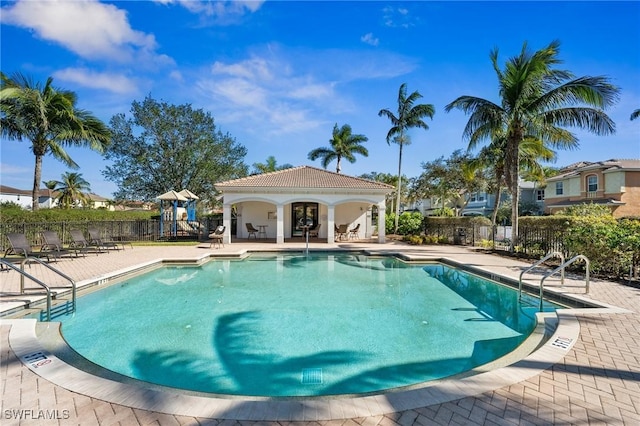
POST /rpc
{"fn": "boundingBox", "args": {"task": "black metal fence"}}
[0,218,225,251]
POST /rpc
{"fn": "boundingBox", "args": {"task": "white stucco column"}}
[222,203,232,244]
[276,204,285,244]
[327,205,335,243]
[377,201,386,243]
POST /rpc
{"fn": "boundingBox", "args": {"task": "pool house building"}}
[214,166,394,244]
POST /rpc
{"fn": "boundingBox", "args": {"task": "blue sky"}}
[1,0,639,198]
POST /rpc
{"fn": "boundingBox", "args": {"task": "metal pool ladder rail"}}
[519,253,590,311]
[519,251,565,300]
[0,257,76,321]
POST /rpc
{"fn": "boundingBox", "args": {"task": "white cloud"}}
[361,32,379,47]
[1,0,165,64]
[153,0,265,18]
[52,68,138,95]
[382,5,416,29]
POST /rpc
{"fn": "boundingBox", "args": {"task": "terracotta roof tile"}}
[215,166,394,191]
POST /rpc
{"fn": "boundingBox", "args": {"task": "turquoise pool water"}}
[54,254,558,397]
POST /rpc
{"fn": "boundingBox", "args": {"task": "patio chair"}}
[88,228,121,251]
[41,230,82,258]
[245,223,259,239]
[348,223,360,240]
[308,223,321,238]
[70,229,102,254]
[208,225,225,249]
[4,233,50,261]
[335,224,348,241]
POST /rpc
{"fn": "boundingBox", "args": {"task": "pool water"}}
[54,254,557,397]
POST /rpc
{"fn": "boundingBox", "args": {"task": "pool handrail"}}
[538,254,590,311]
[2,258,53,321]
[518,251,565,301]
[19,257,77,321]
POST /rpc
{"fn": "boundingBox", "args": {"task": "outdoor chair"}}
[245,223,259,239]
[335,224,348,241]
[4,233,50,261]
[41,230,82,259]
[70,229,102,254]
[348,223,360,240]
[208,225,225,249]
[308,223,321,238]
[88,228,121,251]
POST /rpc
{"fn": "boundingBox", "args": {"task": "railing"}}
[1,258,53,321]
[519,251,565,300]
[537,255,590,311]
[13,257,76,321]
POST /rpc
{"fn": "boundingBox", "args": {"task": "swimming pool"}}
[53,253,559,397]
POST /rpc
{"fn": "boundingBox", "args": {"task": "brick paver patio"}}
[1,241,639,425]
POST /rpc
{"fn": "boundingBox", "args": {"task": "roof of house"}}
[0,185,31,196]
[215,166,395,191]
[548,159,640,181]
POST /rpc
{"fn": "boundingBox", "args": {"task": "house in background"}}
[544,159,640,217]
[406,180,544,218]
[0,185,114,210]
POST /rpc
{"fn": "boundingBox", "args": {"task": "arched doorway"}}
[291,202,318,237]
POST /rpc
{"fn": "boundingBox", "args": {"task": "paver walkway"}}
[1,242,639,425]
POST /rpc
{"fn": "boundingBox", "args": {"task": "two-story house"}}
[544,159,640,217]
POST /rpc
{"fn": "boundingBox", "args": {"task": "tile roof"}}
[215,166,394,191]
[549,159,640,180]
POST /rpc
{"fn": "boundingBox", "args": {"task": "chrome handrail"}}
[20,257,76,320]
[1,259,53,321]
[538,255,590,311]
[519,251,565,300]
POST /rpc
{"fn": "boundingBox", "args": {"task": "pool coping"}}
[1,250,632,421]
[4,309,580,421]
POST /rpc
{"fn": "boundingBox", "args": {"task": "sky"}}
[1,0,639,198]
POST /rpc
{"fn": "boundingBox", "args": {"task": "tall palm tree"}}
[251,156,293,174]
[631,109,640,121]
[308,123,368,173]
[445,40,619,246]
[378,83,435,233]
[0,72,111,210]
[53,172,92,209]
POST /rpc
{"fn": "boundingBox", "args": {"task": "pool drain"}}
[301,368,323,384]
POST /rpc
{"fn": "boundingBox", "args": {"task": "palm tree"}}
[631,109,640,121]
[308,123,368,173]
[0,72,111,210]
[378,83,435,234]
[251,156,293,174]
[445,40,619,247]
[53,172,92,208]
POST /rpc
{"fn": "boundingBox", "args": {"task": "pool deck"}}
[1,240,639,425]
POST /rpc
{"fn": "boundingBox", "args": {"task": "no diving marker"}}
[551,336,573,350]
[21,351,53,369]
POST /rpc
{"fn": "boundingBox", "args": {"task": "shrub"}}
[385,212,424,235]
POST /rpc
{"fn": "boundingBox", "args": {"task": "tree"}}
[631,109,640,121]
[359,171,403,213]
[378,83,435,233]
[52,172,92,209]
[251,156,293,174]
[445,40,619,247]
[308,123,368,173]
[103,96,248,203]
[411,150,486,216]
[0,72,111,210]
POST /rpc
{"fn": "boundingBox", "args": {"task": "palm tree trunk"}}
[395,142,403,234]
[491,185,501,227]
[32,154,43,211]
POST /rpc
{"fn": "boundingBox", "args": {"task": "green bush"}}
[385,212,424,235]
[0,206,156,223]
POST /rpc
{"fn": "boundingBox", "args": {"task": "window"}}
[536,190,544,201]
[587,175,598,192]
[555,182,563,195]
